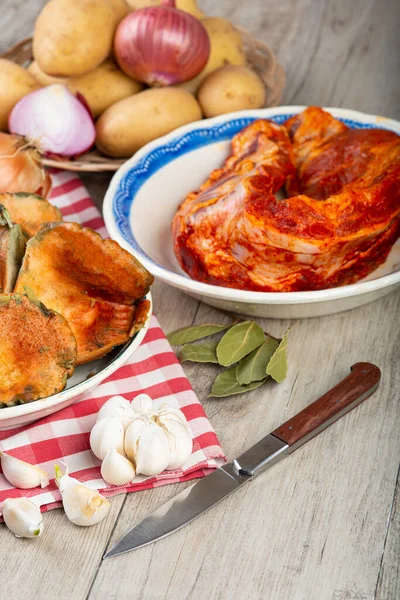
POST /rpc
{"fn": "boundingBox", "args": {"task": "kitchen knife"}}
[104,362,380,559]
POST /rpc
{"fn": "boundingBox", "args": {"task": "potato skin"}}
[109,0,130,22]
[126,0,205,18]
[178,17,246,94]
[33,0,116,77]
[27,61,67,86]
[0,59,41,131]
[67,60,143,117]
[96,88,202,158]
[198,65,266,118]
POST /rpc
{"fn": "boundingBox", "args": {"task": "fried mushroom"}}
[0,192,62,237]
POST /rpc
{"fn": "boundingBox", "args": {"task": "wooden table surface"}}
[1,1,399,599]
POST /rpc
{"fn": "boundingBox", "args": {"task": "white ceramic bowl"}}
[0,294,152,430]
[103,106,400,320]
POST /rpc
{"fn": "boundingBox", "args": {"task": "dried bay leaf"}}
[179,341,218,363]
[209,366,268,398]
[236,337,280,385]
[216,320,265,367]
[266,328,291,383]
[167,323,231,345]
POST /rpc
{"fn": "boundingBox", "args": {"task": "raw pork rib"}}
[172,107,400,292]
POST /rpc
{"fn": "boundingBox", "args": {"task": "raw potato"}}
[125,0,205,18]
[67,60,143,118]
[198,65,266,117]
[0,59,41,131]
[96,88,202,158]
[33,0,116,77]
[178,17,246,94]
[28,61,67,86]
[109,0,130,22]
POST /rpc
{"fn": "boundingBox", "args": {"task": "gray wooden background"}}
[0,1,399,599]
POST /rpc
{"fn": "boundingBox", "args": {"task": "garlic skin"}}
[55,465,110,527]
[97,396,134,430]
[0,452,49,489]
[125,417,170,476]
[1,497,43,538]
[130,393,153,416]
[89,417,125,460]
[101,448,135,486]
[157,417,193,470]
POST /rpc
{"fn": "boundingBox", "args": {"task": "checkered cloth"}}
[0,170,225,513]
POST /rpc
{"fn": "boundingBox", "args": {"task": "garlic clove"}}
[156,403,189,428]
[124,415,149,462]
[0,452,49,489]
[89,417,125,460]
[158,417,193,470]
[96,396,134,430]
[135,421,171,476]
[1,497,44,538]
[130,393,153,416]
[55,465,110,527]
[101,448,135,486]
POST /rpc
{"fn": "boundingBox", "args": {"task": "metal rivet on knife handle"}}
[272,362,381,449]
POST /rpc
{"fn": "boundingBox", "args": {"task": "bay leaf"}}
[216,320,265,367]
[179,341,218,363]
[167,323,231,346]
[236,337,280,385]
[266,328,291,383]
[209,366,268,398]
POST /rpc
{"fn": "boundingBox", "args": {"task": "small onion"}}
[114,0,210,86]
[9,85,96,157]
[0,132,51,197]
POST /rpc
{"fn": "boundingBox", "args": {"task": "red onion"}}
[114,0,210,86]
[9,85,96,157]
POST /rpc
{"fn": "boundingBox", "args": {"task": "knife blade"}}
[104,362,380,559]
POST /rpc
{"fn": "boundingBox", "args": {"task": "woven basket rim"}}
[1,33,286,172]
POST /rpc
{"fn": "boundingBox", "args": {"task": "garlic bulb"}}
[55,465,110,527]
[125,417,170,476]
[101,448,135,485]
[157,416,193,470]
[89,417,125,460]
[1,497,43,538]
[0,452,49,489]
[130,393,153,416]
[156,403,189,428]
[96,396,134,430]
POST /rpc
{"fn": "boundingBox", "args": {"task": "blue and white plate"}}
[103,106,400,319]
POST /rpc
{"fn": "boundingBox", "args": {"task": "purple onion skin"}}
[114,5,210,86]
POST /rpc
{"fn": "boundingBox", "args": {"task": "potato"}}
[198,66,266,118]
[27,61,67,86]
[0,59,41,131]
[178,17,246,94]
[125,0,205,18]
[96,88,202,157]
[33,0,116,77]
[109,0,130,22]
[67,60,143,117]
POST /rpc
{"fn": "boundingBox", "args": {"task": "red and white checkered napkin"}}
[0,170,225,513]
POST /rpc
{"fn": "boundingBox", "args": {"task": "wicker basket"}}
[1,33,286,173]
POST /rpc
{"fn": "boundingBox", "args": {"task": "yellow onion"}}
[114,0,210,86]
[0,132,51,197]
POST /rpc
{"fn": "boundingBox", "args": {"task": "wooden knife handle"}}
[272,362,381,448]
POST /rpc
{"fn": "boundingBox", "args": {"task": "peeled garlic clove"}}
[130,393,153,416]
[55,465,110,527]
[156,403,189,428]
[101,448,135,486]
[1,497,43,538]
[135,421,171,476]
[96,396,134,430]
[158,417,193,470]
[89,417,125,460]
[0,452,49,489]
[124,415,149,462]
